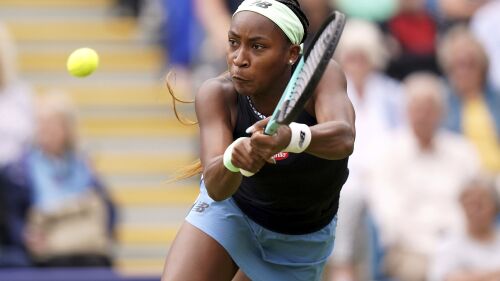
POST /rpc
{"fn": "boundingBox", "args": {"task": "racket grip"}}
[240,169,255,177]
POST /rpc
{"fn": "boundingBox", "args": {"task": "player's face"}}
[227,12,292,96]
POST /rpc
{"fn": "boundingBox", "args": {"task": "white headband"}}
[233,0,304,45]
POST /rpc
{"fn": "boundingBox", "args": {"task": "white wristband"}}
[283,122,311,153]
[223,137,246,172]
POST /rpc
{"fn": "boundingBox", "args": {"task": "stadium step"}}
[92,151,196,176]
[79,116,197,138]
[5,18,138,42]
[36,84,171,107]
[111,186,199,206]
[0,0,112,8]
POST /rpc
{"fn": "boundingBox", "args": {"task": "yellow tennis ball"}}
[66,47,99,77]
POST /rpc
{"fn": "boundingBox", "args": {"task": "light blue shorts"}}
[185,182,337,281]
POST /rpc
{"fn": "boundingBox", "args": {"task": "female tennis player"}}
[162,1,355,280]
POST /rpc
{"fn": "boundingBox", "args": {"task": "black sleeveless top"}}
[232,94,349,234]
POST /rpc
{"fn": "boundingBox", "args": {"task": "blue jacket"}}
[444,84,500,138]
[0,150,117,267]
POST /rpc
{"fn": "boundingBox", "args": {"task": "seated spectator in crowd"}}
[0,23,34,168]
[329,19,404,281]
[1,92,116,267]
[0,171,31,267]
[300,0,334,49]
[433,0,490,27]
[160,0,203,98]
[438,25,500,174]
[470,0,500,92]
[112,0,143,17]
[0,23,34,268]
[383,0,441,80]
[368,72,481,281]
[428,175,500,281]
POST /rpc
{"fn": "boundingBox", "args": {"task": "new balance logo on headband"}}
[234,0,304,45]
[251,0,272,8]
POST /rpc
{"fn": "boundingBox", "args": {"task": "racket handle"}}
[240,169,255,177]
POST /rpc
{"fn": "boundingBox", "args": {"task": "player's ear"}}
[287,44,301,65]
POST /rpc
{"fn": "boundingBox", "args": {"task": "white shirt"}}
[331,72,403,262]
[367,128,481,255]
[428,229,500,281]
[0,82,34,166]
[471,0,500,91]
[346,72,404,184]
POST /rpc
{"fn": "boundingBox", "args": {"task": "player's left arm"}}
[306,59,355,160]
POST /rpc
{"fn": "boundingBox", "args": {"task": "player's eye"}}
[228,39,239,47]
[252,44,265,50]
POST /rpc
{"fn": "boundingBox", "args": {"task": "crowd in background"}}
[1,0,499,280]
[0,17,116,268]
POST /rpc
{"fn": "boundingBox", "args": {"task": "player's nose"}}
[233,48,250,68]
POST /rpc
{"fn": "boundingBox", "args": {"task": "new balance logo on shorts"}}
[251,0,272,8]
[193,201,209,213]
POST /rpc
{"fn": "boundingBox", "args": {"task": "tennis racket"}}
[241,10,346,177]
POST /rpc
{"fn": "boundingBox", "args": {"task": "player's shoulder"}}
[195,73,235,102]
[312,59,347,100]
[195,73,237,119]
[324,59,347,86]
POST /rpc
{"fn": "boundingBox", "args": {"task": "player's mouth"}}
[232,75,250,82]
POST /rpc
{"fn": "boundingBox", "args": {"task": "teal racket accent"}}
[264,57,305,135]
[263,11,346,136]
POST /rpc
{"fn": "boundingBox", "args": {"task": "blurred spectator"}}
[428,175,500,281]
[328,19,404,281]
[0,24,34,267]
[0,170,31,267]
[368,72,481,281]
[299,0,333,49]
[470,0,500,92]
[0,93,116,267]
[383,0,441,80]
[112,0,144,17]
[438,25,500,174]
[194,0,240,60]
[435,0,489,26]
[160,0,203,98]
[0,23,34,168]
[192,0,242,88]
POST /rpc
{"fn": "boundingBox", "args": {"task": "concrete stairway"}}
[1,0,200,275]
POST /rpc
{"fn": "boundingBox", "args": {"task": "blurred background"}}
[0,0,499,281]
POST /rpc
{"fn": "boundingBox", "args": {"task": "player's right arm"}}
[195,78,241,201]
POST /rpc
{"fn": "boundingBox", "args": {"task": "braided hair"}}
[276,0,310,43]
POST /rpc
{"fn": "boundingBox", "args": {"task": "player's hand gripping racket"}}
[241,11,346,177]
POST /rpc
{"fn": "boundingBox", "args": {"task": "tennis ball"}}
[66,47,99,77]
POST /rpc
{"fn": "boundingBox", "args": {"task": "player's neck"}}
[251,73,289,116]
[247,95,279,117]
